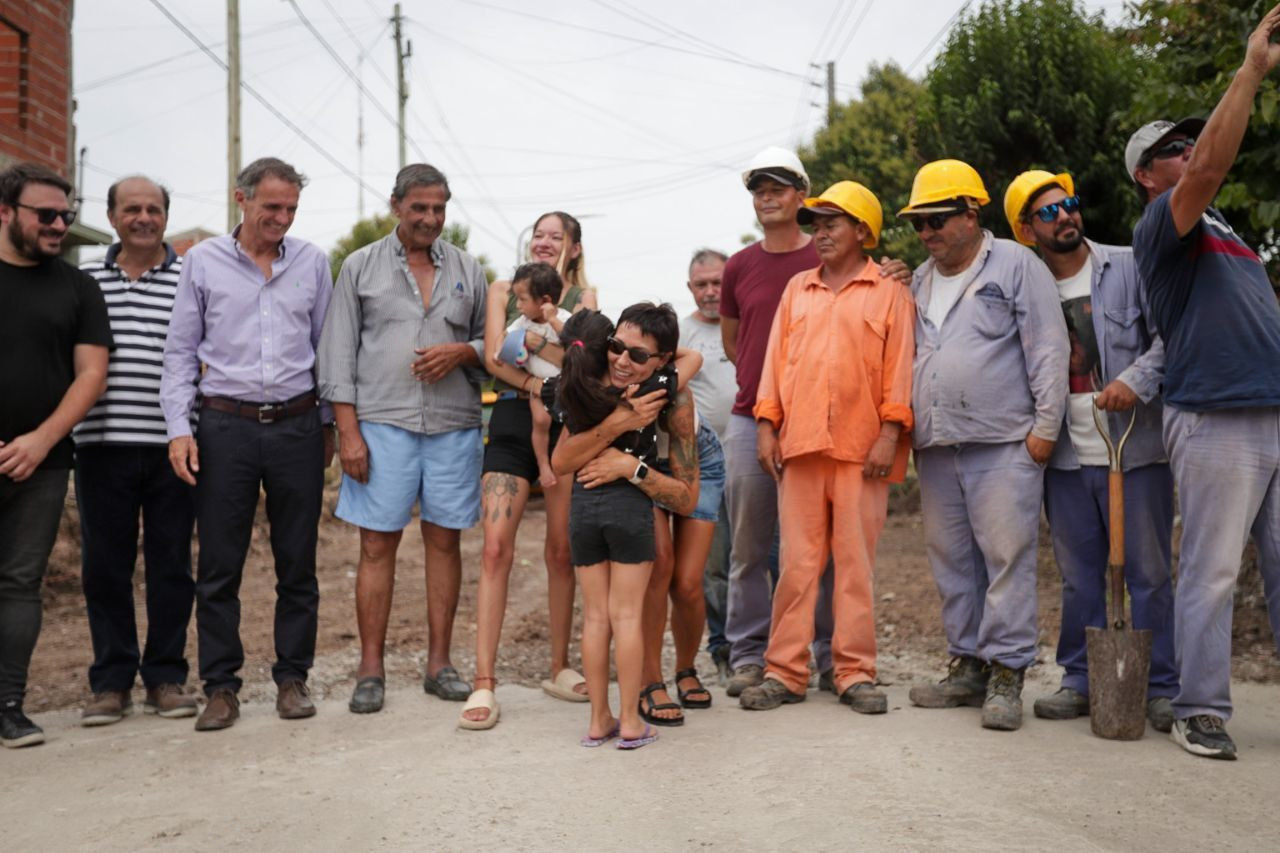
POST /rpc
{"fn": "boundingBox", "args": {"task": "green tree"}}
[329,216,497,283]
[917,0,1142,245]
[799,63,929,266]
[1127,0,1280,279]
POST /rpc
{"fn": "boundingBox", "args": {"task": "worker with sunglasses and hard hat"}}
[738,181,914,715]
[899,160,1069,732]
[1127,3,1280,762]
[1003,170,1178,734]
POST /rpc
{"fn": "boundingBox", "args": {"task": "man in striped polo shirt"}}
[75,176,198,726]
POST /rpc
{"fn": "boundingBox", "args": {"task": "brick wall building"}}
[0,0,73,175]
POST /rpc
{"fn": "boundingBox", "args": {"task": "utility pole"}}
[393,3,410,171]
[826,61,836,126]
[227,0,241,232]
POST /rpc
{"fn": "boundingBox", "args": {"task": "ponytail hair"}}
[556,309,618,433]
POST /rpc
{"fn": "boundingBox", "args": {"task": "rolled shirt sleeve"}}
[879,282,915,430]
[317,250,363,407]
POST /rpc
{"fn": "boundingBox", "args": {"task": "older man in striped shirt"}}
[75,176,198,726]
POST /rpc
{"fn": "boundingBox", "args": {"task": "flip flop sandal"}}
[675,668,712,709]
[348,676,385,714]
[579,722,621,748]
[457,688,500,730]
[424,666,471,701]
[616,724,659,750]
[639,681,684,727]
[540,668,590,703]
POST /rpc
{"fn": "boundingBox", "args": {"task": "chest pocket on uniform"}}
[972,282,1014,339]
[785,311,807,365]
[1103,306,1143,356]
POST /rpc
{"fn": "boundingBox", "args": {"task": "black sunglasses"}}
[909,208,967,232]
[1141,138,1195,169]
[607,336,659,365]
[15,203,77,226]
[1028,195,1082,223]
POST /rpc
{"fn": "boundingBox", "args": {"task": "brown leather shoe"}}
[81,689,134,727]
[144,683,198,719]
[194,688,239,731]
[276,679,316,720]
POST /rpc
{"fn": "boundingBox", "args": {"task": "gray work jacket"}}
[1048,240,1167,471]
[911,232,1070,449]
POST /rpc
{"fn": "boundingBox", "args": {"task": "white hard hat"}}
[742,146,810,193]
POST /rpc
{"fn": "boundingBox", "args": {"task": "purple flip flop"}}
[580,722,621,748]
[616,724,659,750]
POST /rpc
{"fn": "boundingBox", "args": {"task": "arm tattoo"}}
[646,391,698,513]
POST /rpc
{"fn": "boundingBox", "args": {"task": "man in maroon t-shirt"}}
[719,147,837,697]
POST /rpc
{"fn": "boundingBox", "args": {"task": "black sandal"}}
[675,668,712,709]
[639,681,684,727]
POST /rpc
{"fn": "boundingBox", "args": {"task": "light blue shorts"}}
[336,422,482,531]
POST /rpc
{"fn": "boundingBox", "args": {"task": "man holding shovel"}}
[1003,170,1177,733]
[1128,3,1280,760]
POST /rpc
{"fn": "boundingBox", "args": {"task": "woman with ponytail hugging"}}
[550,305,700,750]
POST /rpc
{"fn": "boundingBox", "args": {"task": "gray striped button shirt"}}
[318,229,488,435]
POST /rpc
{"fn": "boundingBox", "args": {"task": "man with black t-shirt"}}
[0,164,112,748]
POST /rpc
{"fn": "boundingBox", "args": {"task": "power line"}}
[834,0,875,62]
[905,0,973,75]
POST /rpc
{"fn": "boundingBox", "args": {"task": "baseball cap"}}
[1124,117,1206,181]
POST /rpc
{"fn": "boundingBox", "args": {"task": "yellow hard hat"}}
[1003,170,1076,246]
[899,159,990,215]
[796,181,883,249]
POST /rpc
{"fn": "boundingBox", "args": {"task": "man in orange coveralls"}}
[738,181,915,715]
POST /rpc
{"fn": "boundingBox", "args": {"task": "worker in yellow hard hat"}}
[739,181,915,716]
[898,159,1070,734]
[1004,168,1177,733]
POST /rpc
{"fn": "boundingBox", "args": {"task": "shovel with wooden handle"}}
[1085,397,1152,740]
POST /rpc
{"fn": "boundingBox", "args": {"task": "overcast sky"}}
[71,0,1124,318]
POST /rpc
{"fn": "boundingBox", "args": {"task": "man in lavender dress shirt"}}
[160,157,335,732]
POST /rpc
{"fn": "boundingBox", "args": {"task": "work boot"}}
[277,679,316,720]
[1146,696,1174,733]
[726,663,764,698]
[194,688,239,732]
[981,663,1025,731]
[0,700,44,748]
[841,682,888,715]
[908,656,988,708]
[1171,714,1236,760]
[80,689,134,727]
[1032,687,1089,720]
[739,678,805,711]
[144,684,198,719]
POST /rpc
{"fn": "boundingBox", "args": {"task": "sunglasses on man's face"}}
[909,208,967,233]
[15,203,77,226]
[1028,195,1082,224]
[1142,137,1195,168]
[607,336,659,365]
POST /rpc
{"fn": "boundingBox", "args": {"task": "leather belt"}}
[200,392,318,424]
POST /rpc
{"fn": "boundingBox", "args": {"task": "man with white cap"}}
[1127,3,1280,761]
[1003,169,1177,732]
[900,159,1069,732]
[739,181,915,715]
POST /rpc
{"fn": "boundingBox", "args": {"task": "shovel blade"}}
[1085,626,1153,740]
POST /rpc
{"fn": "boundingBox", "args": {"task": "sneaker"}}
[1033,687,1090,720]
[739,678,805,711]
[144,684,198,718]
[277,679,317,720]
[1171,715,1237,760]
[841,682,888,715]
[1146,696,1174,733]
[726,663,764,698]
[908,656,988,708]
[0,699,45,748]
[194,688,240,732]
[981,663,1025,731]
[81,689,134,727]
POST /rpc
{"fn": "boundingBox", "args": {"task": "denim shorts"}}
[336,422,482,531]
[569,480,655,566]
[655,422,725,521]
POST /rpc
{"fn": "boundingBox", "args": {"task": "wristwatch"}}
[628,460,650,485]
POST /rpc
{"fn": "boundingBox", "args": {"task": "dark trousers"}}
[0,468,69,704]
[75,445,195,693]
[195,408,323,695]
